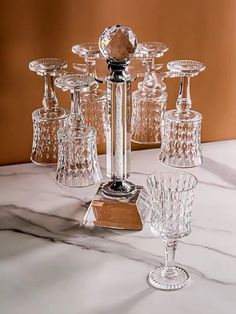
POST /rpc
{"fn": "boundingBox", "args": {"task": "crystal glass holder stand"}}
[83,25,149,230]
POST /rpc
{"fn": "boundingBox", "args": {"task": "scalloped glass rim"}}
[29,58,67,73]
[133,42,169,58]
[72,42,103,59]
[147,170,198,193]
[167,60,206,74]
[55,73,94,90]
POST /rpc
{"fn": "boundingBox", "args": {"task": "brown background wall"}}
[1,0,236,165]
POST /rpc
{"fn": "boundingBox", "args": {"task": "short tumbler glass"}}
[147,171,198,290]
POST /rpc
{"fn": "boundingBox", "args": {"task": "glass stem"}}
[163,239,178,278]
[42,73,58,109]
[176,76,191,113]
[143,57,154,84]
[70,90,84,125]
[85,58,99,90]
[85,58,97,79]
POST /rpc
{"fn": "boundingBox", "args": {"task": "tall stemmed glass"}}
[131,42,169,144]
[147,171,198,290]
[29,58,68,165]
[159,60,206,167]
[55,73,102,187]
[72,43,108,144]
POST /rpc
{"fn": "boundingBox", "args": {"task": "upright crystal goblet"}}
[29,58,68,165]
[131,42,169,144]
[72,42,108,144]
[159,60,206,167]
[55,73,102,187]
[147,171,198,290]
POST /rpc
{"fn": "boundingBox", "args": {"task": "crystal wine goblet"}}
[147,171,198,290]
[131,42,169,144]
[72,42,108,144]
[29,58,68,165]
[159,60,206,167]
[55,73,102,187]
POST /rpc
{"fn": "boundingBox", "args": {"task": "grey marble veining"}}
[0,140,236,314]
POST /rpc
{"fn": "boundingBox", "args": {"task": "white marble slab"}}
[0,140,236,314]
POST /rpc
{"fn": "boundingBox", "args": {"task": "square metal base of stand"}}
[83,183,149,230]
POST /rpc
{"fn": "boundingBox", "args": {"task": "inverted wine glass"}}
[131,42,169,144]
[147,171,198,290]
[159,60,206,167]
[29,58,68,165]
[55,73,102,187]
[72,42,108,144]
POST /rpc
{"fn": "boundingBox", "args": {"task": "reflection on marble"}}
[0,140,236,314]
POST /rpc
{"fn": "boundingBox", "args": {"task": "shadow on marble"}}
[86,287,155,314]
[202,157,236,186]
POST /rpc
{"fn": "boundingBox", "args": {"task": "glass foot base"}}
[83,183,149,230]
[148,266,189,290]
[30,157,57,167]
[158,156,202,168]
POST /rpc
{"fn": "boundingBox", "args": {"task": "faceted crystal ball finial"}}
[29,58,67,76]
[167,60,206,77]
[99,25,137,63]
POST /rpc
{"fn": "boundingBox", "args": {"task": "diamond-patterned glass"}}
[147,171,198,291]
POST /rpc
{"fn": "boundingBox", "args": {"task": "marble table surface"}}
[0,140,236,314]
